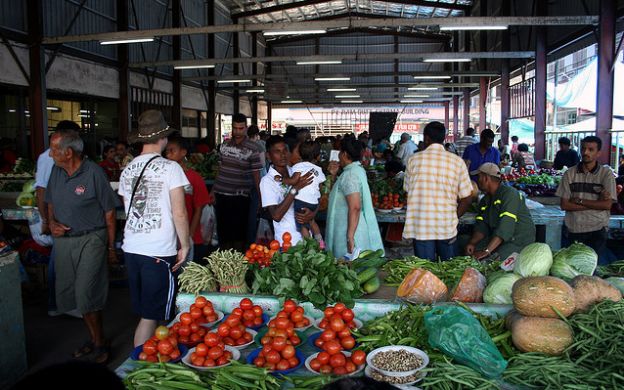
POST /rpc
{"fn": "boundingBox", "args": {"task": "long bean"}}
[420,356,499,390]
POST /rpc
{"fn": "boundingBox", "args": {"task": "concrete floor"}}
[21,282,137,378]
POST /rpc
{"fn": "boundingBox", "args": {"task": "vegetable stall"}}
[116,238,624,389]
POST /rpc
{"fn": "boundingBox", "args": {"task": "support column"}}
[27,0,47,156]
[463,89,470,132]
[479,76,487,132]
[117,0,130,140]
[534,1,548,160]
[232,18,240,114]
[596,0,615,165]
[172,0,182,129]
[207,0,216,148]
[251,31,258,125]
[394,36,399,104]
[499,0,511,144]
[444,102,450,130]
[267,101,272,133]
[453,96,459,140]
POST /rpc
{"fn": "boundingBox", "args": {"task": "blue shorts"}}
[294,199,319,231]
[125,252,178,321]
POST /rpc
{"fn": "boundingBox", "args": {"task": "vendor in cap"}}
[465,163,536,260]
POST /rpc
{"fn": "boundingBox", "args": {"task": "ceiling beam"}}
[43,16,599,45]
[218,82,480,89]
[266,25,450,44]
[184,70,500,81]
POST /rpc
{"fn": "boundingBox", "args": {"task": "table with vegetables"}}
[117,237,624,389]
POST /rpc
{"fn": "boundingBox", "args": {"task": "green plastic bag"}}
[424,305,507,378]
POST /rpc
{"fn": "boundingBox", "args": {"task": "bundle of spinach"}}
[251,239,363,309]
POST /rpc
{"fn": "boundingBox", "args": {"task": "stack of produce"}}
[137,326,183,363]
[244,240,281,268]
[370,179,406,210]
[274,299,311,329]
[314,303,358,351]
[206,249,249,293]
[15,179,36,207]
[252,238,362,309]
[252,335,299,371]
[216,314,254,347]
[501,167,562,197]
[169,296,218,345]
[350,249,386,294]
[261,317,303,348]
[307,343,366,375]
[178,263,218,296]
[188,331,234,368]
[188,151,219,180]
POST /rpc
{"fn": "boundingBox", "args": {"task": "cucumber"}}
[357,267,378,284]
[363,276,381,294]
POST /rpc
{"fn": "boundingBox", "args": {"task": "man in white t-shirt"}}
[260,136,314,246]
[118,110,190,347]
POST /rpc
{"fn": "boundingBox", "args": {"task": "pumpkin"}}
[569,275,622,313]
[512,276,576,318]
[510,315,573,355]
[397,268,448,304]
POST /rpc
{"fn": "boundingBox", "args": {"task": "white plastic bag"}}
[255,218,274,243]
[200,205,217,245]
[27,209,53,247]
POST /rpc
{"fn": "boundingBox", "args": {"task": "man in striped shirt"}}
[403,121,474,260]
[455,127,478,157]
[212,113,264,251]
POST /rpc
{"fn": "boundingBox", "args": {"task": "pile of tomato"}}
[317,303,358,331]
[245,241,279,267]
[188,331,234,368]
[262,317,302,348]
[230,297,265,328]
[138,326,182,363]
[169,296,218,345]
[309,347,366,375]
[274,299,311,329]
[252,338,299,371]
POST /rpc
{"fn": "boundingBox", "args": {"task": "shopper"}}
[510,135,519,157]
[118,110,190,347]
[260,135,315,245]
[115,141,134,170]
[403,122,474,260]
[326,137,384,259]
[212,113,263,251]
[165,136,212,262]
[553,137,580,170]
[465,163,536,260]
[46,129,118,364]
[556,136,616,262]
[99,145,120,181]
[396,133,418,168]
[463,128,500,181]
[455,127,479,157]
[512,143,536,169]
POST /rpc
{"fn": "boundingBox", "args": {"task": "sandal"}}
[72,340,94,358]
[92,345,110,364]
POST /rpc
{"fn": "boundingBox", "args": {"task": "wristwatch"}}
[575,198,583,205]
[289,187,298,196]
[485,248,491,255]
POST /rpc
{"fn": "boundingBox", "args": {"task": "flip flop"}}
[72,340,94,358]
[92,345,110,364]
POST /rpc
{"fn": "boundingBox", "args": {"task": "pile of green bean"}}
[420,356,499,390]
[205,249,249,294]
[285,375,338,390]
[178,262,217,295]
[123,361,212,390]
[595,259,624,277]
[209,361,282,390]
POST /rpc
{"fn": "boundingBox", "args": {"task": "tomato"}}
[197,328,206,338]
[195,296,208,309]
[351,350,366,366]
[253,316,263,326]
[271,336,287,352]
[190,307,203,320]
[314,338,324,348]
[345,361,356,373]
[281,242,291,251]
[252,305,263,317]
[323,340,342,355]
[154,325,169,340]
[229,327,242,340]
[223,350,233,360]
[321,330,337,343]
[317,351,330,365]
[283,299,297,313]
[276,359,290,371]
[282,232,292,243]
[250,243,257,250]
[189,322,200,334]
[275,318,290,330]
[207,346,223,360]
[232,308,243,317]
[243,310,255,322]
[235,337,247,346]
[138,352,148,361]
[330,316,346,332]
[243,332,253,343]
[337,328,352,339]
[245,250,253,259]
[319,319,329,329]
[157,340,174,355]
[282,345,296,360]
[202,306,215,317]
[194,343,208,357]
[225,315,241,328]
[341,336,356,350]
[217,324,230,337]
[178,324,191,337]
[291,311,304,324]
[170,322,181,333]
[178,336,189,345]
[324,307,335,318]
[239,298,254,311]
[145,355,158,363]
[216,355,229,366]
[330,353,346,368]
[180,313,193,325]
[334,303,346,313]
[254,356,266,368]
[265,350,281,364]
[310,358,322,371]
[319,365,333,374]
[333,366,347,375]
[276,311,289,318]
[269,240,280,250]
[274,328,288,339]
[204,332,220,347]
[288,356,299,368]
[204,358,215,367]
[341,308,354,323]
[192,356,205,366]
[189,333,201,344]
[290,335,301,345]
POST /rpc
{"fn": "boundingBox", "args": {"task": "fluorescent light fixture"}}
[264,30,326,36]
[281,100,302,104]
[297,60,342,65]
[404,94,429,98]
[423,58,471,63]
[327,88,356,92]
[315,77,350,81]
[341,100,363,104]
[408,87,439,91]
[401,100,423,103]
[174,64,215,70]
[440,26,507,31]
[46,106,60,111]
[8,109,16,113]
[217,79,251,83]
[246,89,265,93]
[413,75,451,80]
[79,114,89,118]
[100,38,154,45]
[335,95,360,98]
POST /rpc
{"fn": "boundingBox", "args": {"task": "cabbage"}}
[550,243,597,281]
[22,179,36,193]
[605,277,624,294]
[483,272,522,304]
[514,243,553,277]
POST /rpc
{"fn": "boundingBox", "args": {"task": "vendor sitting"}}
[465,163,536,260]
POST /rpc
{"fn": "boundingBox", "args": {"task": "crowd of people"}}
[29,108,621,367]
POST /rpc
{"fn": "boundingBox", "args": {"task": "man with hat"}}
[465,163,536,260]
[118,110,191,347]
[46,127,119,363]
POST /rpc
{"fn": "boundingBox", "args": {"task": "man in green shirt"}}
[466,163,536,260]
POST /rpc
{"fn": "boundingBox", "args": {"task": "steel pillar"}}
[463,89,470,132]
[596,0,615,165]
[27,0,47,156]
[453,95,459,140]
[117,0,130,140]
[534,2,547,160]
[172,0,182,130]
[479,76,487,132]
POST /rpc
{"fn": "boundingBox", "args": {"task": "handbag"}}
[127,155,159,215]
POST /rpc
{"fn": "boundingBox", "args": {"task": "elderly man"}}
[466,163,536,260]
[46,129,118,364]
[119,110,190,347]
[396,132,418,168]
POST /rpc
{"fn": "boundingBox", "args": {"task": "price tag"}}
[501,252,518,271]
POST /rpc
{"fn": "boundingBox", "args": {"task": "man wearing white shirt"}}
[396,133,418,168]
